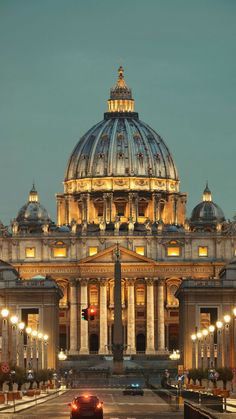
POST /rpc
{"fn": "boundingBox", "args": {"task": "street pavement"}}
[16,388,184,419]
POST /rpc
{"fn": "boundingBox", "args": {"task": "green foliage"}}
[216,368,233,389]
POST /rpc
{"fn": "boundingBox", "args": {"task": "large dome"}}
[65,67,178,192]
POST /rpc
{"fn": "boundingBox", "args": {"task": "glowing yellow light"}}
[18,322,25,330]
[37,332,43,339]
[25,247,35,258]
[32,330,38,338]
[216,321,223,329]
[224,315,231,323]
[202,329,208,337]
[167,247,180,257]
[89,247,98,257]
[209,325,215,333]
[135,247,145,256]
[26,327,32,334]
[197,332,202,339]
[43,334,49,341]
[53,248,67,257]
[198,246,208,257]
[191,334,197,341]
[10,315,18,324]
[1,308,9,318]
[233,308,236,317]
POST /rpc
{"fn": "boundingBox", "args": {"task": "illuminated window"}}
[135,247,145,256]
[198,246,208,257]
[96,202,103,217]
[25,247,35,258]
[89,286,98,305]
[89,247,98,257]
[167,247,180,257]
[53,247,67,258]
[136,286,145,305]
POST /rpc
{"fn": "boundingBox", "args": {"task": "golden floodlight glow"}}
[31,330,38,338]
[209,325,215,333]
[202,329,208,337]
[43,334,49,341]
[1,308,9,318]
[216,321,223,329]
[10,315,19,324]
[233,308,236,317]
[37,332,43,339]
[18,322,25,330]
[197,332,202,339]
[224,315,231,323]
[191,334,197,341]
[26,327,32,334]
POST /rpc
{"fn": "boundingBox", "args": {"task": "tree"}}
[14,366,26,390]
[216,367,233,390]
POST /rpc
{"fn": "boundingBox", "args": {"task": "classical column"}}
[79,279,89,354]
[157,279,166,353]
[99,279,108,354]
[127,279,136,354]
[69,279,79,355]
[146,278,155,354]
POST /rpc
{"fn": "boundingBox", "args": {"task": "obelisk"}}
[112,243,124,374]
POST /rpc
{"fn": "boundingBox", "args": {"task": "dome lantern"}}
[107,66,135,113]
[202,182,212,202]
[29,183,39,203]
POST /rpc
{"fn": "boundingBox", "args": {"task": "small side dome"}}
[190,183,225,231]
[14,184,52,233]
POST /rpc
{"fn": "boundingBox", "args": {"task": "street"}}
[18,388,184,419]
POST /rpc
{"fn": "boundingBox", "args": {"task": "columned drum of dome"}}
[57,67,187,227]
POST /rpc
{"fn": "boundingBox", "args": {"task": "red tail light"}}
[71,402,78,411]
[96,402,102,409]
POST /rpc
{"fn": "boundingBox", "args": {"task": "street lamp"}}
[223,315,231,367]
[31,330,38,371]
[58,349,67,361]
[1,308,9,363]
[216,321,223,368]
[18,322,25,369]
[202,329,209,370]
[43,334,49,369]
[233,308,236,370]
[191,334,197,368]
[26,327,32,370]
[208,325,215,368]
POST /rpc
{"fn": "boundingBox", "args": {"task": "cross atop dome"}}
[107,66,135,113]
[202,182,212,202]
[29,183,39,203]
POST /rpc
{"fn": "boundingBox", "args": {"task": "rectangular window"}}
[167,247,180,257]
[198,246,208,257]
[135,246,145,256]
[25,247,35,258]
[53,247,67,258]
[89,247,98,257]
[116,203,125,216]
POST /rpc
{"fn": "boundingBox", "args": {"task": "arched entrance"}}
[136,333,146,352]
[89,334,99,353]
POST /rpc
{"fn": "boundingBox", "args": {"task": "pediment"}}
[79,245,157,265]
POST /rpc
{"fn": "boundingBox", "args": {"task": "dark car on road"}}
[123,384,144,396]
[69,395,103,419]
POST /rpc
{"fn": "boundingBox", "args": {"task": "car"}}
[122,384,144,396]
[68,395,103,419]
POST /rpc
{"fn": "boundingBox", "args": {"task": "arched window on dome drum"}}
[138,199,148,217]
[115,201,126,217]
[136,285,145,306]
[94,200,103,217]
[89,285,98,306]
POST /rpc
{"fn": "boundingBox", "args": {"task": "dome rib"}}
[87,119,110,176]
[107,118,119,176]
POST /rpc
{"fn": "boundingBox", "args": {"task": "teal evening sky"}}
[0,0,235,224]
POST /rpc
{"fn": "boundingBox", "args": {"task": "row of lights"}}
[191,310,236,342]
[1,308,49,342]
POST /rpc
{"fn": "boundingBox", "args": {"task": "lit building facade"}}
[0,67,236,365]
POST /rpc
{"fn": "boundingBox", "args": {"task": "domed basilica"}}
[1,67,236,368]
